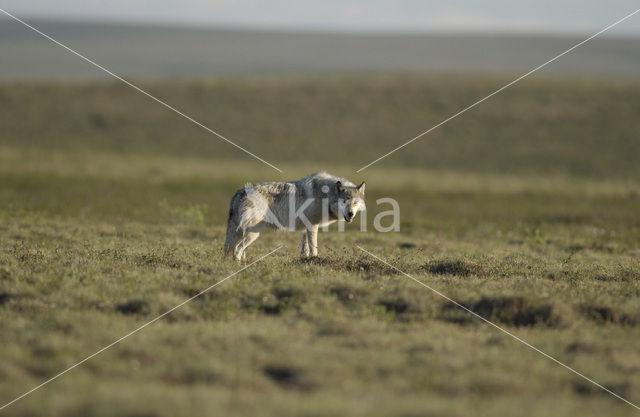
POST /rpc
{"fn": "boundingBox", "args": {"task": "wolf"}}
[224,172,365,260]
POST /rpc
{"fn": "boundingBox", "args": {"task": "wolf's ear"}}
[335,181,344,193]
[357,181,365,194]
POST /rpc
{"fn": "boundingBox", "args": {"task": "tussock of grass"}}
[263,365,312,391]
[115,300,149,315]
[424,259,486,277]
[0,292,16,305]
[581,305,639,326]
[299,256,399,275]
[328,284,368,305]
[573,380,630,398]
[377,296,414,315]
[440,296,562,328]
[259,286,306,316]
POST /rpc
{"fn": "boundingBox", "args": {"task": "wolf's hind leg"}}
[300,230,310,257]
[234,231,260,261]
[240,232,260,260]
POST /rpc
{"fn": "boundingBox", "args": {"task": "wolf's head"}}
[334,181,365,223]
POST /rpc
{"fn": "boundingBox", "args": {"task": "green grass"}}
[2,74,640,179]
[0,74,639,416]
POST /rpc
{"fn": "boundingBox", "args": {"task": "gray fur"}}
[224,171,365,260]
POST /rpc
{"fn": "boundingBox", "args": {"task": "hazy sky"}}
[1,0,639,35]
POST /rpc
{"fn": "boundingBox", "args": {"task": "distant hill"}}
[1,19,639,80]
[2,74,639,179]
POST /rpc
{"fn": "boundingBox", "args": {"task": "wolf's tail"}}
[224,189,245,255]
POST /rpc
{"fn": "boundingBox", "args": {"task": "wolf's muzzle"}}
[345,211,354,222]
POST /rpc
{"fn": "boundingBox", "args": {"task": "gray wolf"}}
[224,172,365,260]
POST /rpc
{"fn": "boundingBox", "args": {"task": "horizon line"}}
[2,14,640,39]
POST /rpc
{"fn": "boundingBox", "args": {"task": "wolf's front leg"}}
[308,224,319,256]
[300,230,310,257]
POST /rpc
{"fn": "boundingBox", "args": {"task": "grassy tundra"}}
[0,75,639,416]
